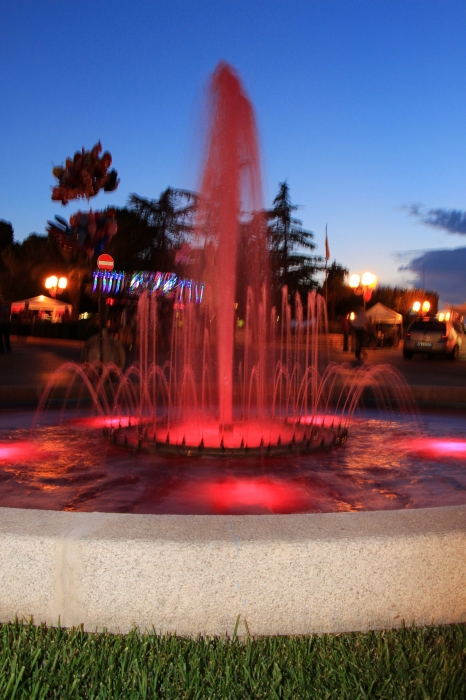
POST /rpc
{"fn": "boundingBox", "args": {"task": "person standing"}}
[350,306,370,361]
[0,295,12,353]
[20,300,32,324]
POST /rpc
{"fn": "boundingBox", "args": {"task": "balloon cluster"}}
[51,141,119,205]
[47,209,118,258]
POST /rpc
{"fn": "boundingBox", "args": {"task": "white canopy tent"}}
[366,302,403,347]
[366,302,402,325]
[10,295,71,322]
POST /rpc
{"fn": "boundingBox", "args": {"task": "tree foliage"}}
[319,261,351,321]
[125,188,197,271]
[266,182,319,305]
[106,207,154,272]
[369,286,439,318]
[5,180,440,324]
[0,220,14,251]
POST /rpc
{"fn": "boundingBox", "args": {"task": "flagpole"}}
[324,224,329,311]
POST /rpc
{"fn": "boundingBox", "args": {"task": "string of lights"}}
[92,269,205,304]
[92,270,126,295]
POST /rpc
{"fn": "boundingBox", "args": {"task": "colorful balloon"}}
[51,142,119,204]
[46,209,118,258]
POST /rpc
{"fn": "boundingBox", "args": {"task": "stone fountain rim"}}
[1,503,465,637]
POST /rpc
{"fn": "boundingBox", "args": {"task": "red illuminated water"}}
[1,410,465,514]
[195,63,268,427]
[86,63,411,451]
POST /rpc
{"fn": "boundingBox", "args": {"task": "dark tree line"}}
[0,183,333,318]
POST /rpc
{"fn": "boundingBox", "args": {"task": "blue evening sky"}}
[1,0,465,305]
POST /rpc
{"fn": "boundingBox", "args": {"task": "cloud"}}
[406,204,466,235]
[398,247,466,306]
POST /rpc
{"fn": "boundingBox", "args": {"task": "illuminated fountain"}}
[1,62,465,639]
[1,61,459,518]
[1,62,466,515]
[32,63,419,460]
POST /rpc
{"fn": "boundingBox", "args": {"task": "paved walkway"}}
[0,337,83,406]
[330,346,466,388]
[0,336,465,408]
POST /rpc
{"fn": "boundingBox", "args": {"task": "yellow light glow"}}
[361,272,377,289]
[58,277,67,289]
[412,301,421,313]
[422,301,430,313]
[445,312,451,321]
[349,274,360,289]
[49,275,58,288]
[438,313,445,321]
[349,312,355,321]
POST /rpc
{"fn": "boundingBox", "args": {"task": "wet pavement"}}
[0,337,82,384]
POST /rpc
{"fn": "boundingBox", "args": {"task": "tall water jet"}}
[31,62,420,458]
[195,62,268,429]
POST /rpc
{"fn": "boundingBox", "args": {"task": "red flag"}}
[325,226,330,260]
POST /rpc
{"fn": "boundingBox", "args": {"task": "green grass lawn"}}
[0,620,465,699]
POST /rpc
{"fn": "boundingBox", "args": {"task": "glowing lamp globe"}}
[58,277,67,290]
[412,301,421,313]
[361,272,377,289]
[422,301,430,314]
[349,274,360,289]
[45,276,58,289]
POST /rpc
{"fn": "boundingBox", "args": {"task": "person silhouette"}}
[350,306,370,361]
[0,295,12,353]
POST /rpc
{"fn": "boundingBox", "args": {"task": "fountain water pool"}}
[1,408,465,515]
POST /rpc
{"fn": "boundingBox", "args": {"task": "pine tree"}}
[127,188,197,271]
[266,182,318,305]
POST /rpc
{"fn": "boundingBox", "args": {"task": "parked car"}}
[403,318,463,360]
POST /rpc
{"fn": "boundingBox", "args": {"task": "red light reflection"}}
[203,477,309,514]
[66,416,133,429]
[404,437,466,459]
[0,441,44,461]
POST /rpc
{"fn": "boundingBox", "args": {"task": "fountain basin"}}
[0,505,465,636]
[1,409,465,635]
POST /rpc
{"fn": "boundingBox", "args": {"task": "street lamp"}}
[412,300,430,316]
[45,275,67,298]
[349,271,378,309]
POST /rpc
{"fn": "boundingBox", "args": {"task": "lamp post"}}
[45,275,67,298]
[348,271,378,310]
